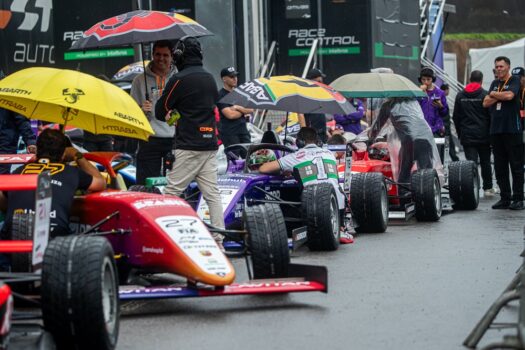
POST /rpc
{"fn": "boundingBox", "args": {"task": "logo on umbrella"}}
[62,88,85,104]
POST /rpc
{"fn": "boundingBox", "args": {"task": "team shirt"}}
[488,75,521,134]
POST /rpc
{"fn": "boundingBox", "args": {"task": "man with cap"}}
[155,36,225,246]
[299,68,329,143]
[216,66,254,152]
[483,56,523,210]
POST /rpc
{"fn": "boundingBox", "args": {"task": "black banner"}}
[0,0,55,75]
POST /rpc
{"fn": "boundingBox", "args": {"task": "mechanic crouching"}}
[0,129,106,243]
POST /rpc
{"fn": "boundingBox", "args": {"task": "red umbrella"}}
[70,10,212,49]
[70,10,213,99]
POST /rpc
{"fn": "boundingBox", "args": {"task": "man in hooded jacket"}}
[453,70,496,196]
[155,37,225,244]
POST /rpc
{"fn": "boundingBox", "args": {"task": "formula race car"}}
[0,152,327,313]
[0,172,120,350]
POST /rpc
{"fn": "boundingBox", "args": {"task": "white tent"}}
[468,37,525,90]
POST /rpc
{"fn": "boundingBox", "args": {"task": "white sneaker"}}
[484,188,499,197]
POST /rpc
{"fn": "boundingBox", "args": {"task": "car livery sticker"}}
[134,198,190,209]
[197,187,239,223]
[155,215,232,276]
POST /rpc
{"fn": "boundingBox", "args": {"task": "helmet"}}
[369,142,390,161]
[248,149,276,171]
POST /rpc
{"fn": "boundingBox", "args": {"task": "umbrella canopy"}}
[112,60,150,82]
[0,67,154,141]
[331,73,426,98]
[70,10,213,50]
[220,75,353,115]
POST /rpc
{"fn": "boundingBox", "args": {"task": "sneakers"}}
[340,230,355,244]
[509,201,525,210]
[492,199,511,209]
[484,188,499,197]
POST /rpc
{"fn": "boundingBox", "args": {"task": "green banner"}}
[374,43,419,61]
[288,46,360,57]
[64,48,135,61]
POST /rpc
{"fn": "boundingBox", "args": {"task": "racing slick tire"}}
[449,160,480,210]
[127,184,147,192]
[302,183,341,251]
[411,169,442,222]
[245,203,289,279]
[10,212,36,295]
[350,172,388,233]
[41,236,119,350]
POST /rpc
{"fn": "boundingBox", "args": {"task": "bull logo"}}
[62,88,85,104]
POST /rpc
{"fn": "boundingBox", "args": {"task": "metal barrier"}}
[463,226,525,349]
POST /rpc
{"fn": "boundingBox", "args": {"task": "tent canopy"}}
[468,38,525,90]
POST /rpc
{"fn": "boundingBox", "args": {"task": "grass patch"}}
[445,33,525,41]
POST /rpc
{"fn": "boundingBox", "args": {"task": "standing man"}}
[453,70,496,196]
[131,40,176,184]
[483,56,524,210]
[216,66,253,149]
[440,83,459,161]
[155,37,225,244]
[300,68,329,143]
[0,70,36,174]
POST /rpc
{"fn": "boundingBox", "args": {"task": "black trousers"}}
[83,139,113,152]
[398,138,433,185]
[136,137,174,185]
[491,134,524,201]
[463,144,493,190]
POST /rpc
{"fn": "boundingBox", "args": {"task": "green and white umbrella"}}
[330,72,425,98]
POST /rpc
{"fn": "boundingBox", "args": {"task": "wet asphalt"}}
[117,194,524,350]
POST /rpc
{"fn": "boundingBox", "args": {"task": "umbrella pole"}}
[284,111,289,142]
[141,43,149,101]
[60,107,70,133]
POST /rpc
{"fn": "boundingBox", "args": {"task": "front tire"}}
[350,172,389,233]
[411,169,442,221]
[245,203,289,279]
[42,236,119,350]
[302,183,340,251]
[449,160,479,210]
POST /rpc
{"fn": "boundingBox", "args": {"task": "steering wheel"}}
[224,143,250,163]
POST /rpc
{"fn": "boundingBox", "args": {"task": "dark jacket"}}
[452,83,491,145]
[0,108,36,153]
[155,58,218,151]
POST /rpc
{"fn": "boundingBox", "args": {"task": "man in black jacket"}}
[453,70,496,196]
[155,37,225,245]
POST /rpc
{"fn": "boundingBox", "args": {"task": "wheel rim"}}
[101,257,118,336]
[434,177,442,216]
[330,194,339,239]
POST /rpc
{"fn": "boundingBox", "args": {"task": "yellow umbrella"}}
[0,67,154,141]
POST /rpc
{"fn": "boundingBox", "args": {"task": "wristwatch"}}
[75,152,84,161]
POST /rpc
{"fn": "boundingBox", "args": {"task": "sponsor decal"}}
[0,88,31,96]
[232,281,312,289]
[120,286,183,294]
[62,88,84,104]
[21,162,64,175]
[102,125,138,134]
[133,198,190,209]
[0,154,33,163]
[199,126,213,132]
[199,250,212,257]
[156,215,232,275]
[142,246,164,254]
[238,81,270,101]
[114,111,144,126]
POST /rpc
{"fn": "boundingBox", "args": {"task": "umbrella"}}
[69,10,212,50]
[0,67,154,141]
[330,73,426,98]
[70,10,213,100]
[112,60,150,82]
[219,75,353,115]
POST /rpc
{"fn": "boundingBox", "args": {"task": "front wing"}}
[120,263,327,300]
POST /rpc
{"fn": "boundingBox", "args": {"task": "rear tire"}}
[350,173,388,233]
[411,169,442,221]
[10,212,35,295]
[244,203,289,279]
[42,236,119,350]
[127,185,147,192]
[302,183,340,251]
[449,160,479,210]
